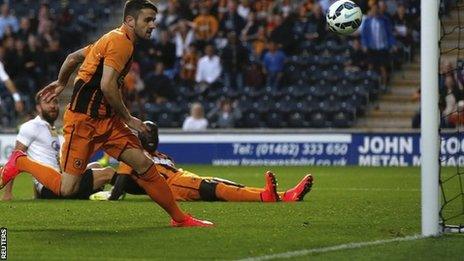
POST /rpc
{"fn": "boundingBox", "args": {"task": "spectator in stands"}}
[442,76,461,126]
[6,38,37,103]
[195,44,222,92]
[17,17,32,42]
[263,41,286,90]
[411,88,420,128]
[392,4,414,60]
[361,3,396,88]
[221,32,248,90]
[253,0,269,22]
[44,39,64,81]
[240,12,259,45]
[159,0,180,30]
[378,1,393,22]
[182,102,208,131]
[217,0,229,21]
[193,6,219,51]
[219,0,246,35]
[39,19,59,50]
[37,3,53,36]
[245,62,265,88]
[180,44,198,86]
[346,38,366,70]
[457,60,464,90]
[268,13,295,54]
[293,4,325,45]
[237,0,252,20]
[207,98,242,128]
[154,30,177,78]
[26,35,46,88]
[0,3,19,39]
[279,0,295,18]
[251,26,267,59]
[172,20,195,60]
[122,63,144,118]
[143,62,175,105]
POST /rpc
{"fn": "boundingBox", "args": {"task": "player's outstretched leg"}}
[0,150,62,195]
[213,172,278,202]
[281,174,314,202]
[0,150,25,189]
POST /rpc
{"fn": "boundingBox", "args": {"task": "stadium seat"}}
[265,112,285,128]
[157,112,179,128]
[332,111,353,128]
[308,112,328,128]
[288,112,309,128]
[241,112,262,128]
[309,82,330,99]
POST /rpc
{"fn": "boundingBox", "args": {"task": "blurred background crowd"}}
[0,0,456,131]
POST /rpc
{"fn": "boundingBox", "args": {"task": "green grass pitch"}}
[0,166,463,260]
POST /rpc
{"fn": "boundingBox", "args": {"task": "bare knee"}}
[60,184,79,197]
[101,167,115,181]
[60,173,81,197]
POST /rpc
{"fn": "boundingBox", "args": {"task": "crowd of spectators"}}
[0,0,426,130]
[0,0,116,129]
[125,0,421,129]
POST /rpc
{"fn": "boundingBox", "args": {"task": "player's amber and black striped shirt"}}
[70,25,134,119]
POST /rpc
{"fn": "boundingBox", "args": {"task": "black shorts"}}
[367,49,389,68]
[36,169,103,200]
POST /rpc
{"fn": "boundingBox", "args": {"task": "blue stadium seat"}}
[157,112,179,128]
[241,112,262,128]
[332,112,353,128]
[344,70,363,84]
[308,112,328,128]
[288,112,309,128]
[265,112,285,128]
[309,82,330,99]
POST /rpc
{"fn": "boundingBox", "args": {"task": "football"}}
[326,0,363,35]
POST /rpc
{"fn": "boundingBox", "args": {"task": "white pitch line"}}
[237,235,424,261]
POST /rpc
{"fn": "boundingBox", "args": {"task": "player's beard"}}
[135,27,153,40]
[41,110,59,125]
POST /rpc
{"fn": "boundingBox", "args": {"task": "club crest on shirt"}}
[73,158,84,170]
[51,140,60,152]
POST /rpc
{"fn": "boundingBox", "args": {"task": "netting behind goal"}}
[439,0,464,233]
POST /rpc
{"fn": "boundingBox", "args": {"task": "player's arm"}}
[39,45,90,102]
[0,61,23,112]
[107,162,134,200]
[1,141,28,201]
[100,65,148,133]
[4,79,24,112]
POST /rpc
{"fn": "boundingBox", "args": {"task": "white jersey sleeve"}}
[0,62,10,82]
[16,121,37,147]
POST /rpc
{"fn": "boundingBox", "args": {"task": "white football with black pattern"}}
[326,0,363,35]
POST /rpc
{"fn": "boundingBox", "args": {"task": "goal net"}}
[438,0,464,233]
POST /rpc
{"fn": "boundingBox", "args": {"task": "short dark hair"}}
[35,91,43,104]
[123,0,158,21]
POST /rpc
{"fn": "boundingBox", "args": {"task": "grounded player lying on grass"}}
[90,121,314,202]
[0,0,212,227]
[2,120,314,203]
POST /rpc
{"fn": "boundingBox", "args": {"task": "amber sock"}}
[244,188,285,200]
[16,156,61,195]
[135,164,187,222]
[215,183,263,202]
